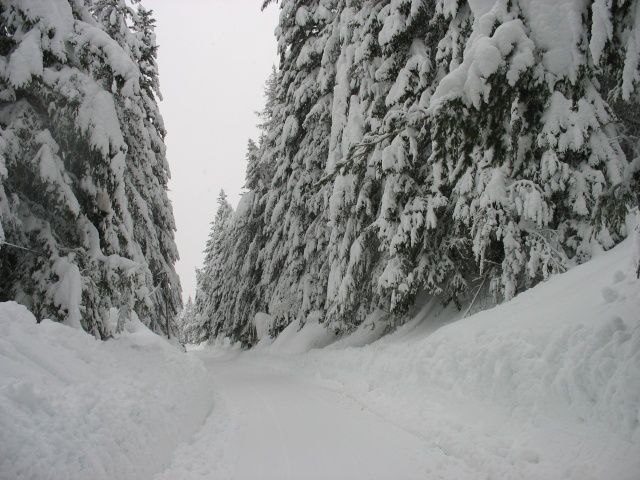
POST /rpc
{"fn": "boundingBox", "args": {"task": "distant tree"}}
[212,142,270,344]
[194,69,281,346]
[177,296,195,343]
[194,190,234,339]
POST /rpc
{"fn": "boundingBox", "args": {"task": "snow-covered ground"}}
[1,234,639,479]
[0,305,214,480]
[255,238,640,480]
[155,349,474,480]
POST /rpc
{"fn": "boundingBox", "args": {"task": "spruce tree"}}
[260,0,339,334]
[323,0,456,326]
[195,70,279,346]
[177,295,195,344]
[322,0,389,331]
[216,141,270,344]
[0,0,181,337]
[194,190,234,339]
[91,0,182,335]
[426,0,629,301]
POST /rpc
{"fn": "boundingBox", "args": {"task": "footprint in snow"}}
[612,270,626,284]
[601,287,619,303]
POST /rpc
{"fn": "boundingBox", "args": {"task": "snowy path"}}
[155,349,475,480]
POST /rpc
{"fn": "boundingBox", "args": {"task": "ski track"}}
[155,350,477,480]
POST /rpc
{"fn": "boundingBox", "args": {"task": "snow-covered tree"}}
[425,0,631,302]
[591,0,640,268]
[206,0,639,343]
[259,0,340,335]
[320,1,390,330]
[323,0,455,325]
[193,190,234,339]
[212,143,270,343]
[217,70,279,343]
[177,295,195,343]
[0,0,181,338]
[195,70,279,346]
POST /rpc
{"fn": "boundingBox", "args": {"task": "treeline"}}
[190,0,639,346]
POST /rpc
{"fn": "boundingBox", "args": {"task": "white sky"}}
[150,1,280,301]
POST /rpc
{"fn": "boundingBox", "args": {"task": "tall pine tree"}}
[193,190,234,340]
[259,0,339,335]
[0,0,181,337]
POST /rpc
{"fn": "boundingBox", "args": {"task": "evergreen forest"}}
[1,0,638,346]
[184,0,640,346]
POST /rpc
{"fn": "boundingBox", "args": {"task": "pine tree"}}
[426,0,629,302]
[177,295,195,343]
[194,190,234,339]
[0,0,181,337]
[220,69,279,343]
[91,0,182,335]
[259,0,339,334]
[591,0,640,252]
[215,141,270,344]
[194,69,279,346]
[321,0,389,331]
[323,0,455,327]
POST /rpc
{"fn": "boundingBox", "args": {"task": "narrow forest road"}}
[154,348,475,480]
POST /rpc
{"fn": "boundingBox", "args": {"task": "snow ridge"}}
[0,303,214,480]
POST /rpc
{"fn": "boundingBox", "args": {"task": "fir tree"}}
[195,69,279,346]
[224,69,279,343]
[194,190,234,339]
[260,0,339,334]
[322,0,389,331]
[427,0,629,301]
[92,0,182,336]
[0,0,181,337]
[215,142,270,344]
[177,295,195,344]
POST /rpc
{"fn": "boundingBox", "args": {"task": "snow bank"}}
[261,237,640,479]
[265,312,337,354]
[0,303,214,480]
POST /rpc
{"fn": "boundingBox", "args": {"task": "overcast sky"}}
[150,1,280,300]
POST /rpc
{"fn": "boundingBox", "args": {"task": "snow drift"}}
[254,235,640,479]
[0,303,214,480]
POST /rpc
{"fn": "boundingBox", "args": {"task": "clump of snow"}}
[0,303,214,480]
[50,255,83,329]
[253,312,273,342]
[327,309,390,349]
[8,29,44,88]
[430,12,535,111]
[15,0,75,62]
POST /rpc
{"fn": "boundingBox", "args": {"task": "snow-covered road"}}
[155,349,474,480]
